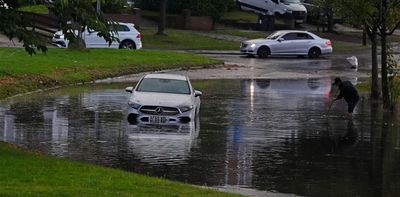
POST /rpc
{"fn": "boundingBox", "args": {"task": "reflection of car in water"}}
[126,117,200,164]
[243,78,332,97]
[125,74,202,125]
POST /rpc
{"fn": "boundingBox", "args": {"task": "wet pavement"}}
[0,79,399,197]
[97,53,371,84]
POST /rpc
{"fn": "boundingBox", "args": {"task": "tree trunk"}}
[381,0,390,109]
[370,32,380,100]
[157,0,168,35]
[327,8,334,33]
[362,28,367,46]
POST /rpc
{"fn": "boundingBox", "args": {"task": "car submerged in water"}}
[125,74,202,125]
[240,30,333,58]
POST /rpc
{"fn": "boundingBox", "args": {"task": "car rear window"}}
[109,25,130,32]
[136,78,191,94]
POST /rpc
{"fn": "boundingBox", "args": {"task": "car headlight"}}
[179,105,193,112]
[250,43,256,48]
[128,101,141,109]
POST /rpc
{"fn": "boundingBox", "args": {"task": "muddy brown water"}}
[0,79,399,197]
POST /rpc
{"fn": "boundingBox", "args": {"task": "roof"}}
[143,73,188,81]
[275,30,309,34]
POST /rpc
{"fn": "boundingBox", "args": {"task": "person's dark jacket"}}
[336,81,359,102]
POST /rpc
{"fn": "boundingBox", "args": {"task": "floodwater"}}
[1,79,399,197]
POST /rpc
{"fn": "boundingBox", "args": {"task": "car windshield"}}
[136,78,191,94]
[266,31,283,40]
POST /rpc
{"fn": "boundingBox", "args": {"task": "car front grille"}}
[293,11,306,18]
[139,106,180,115]
[54,34,61,39]
[241,43,248,48]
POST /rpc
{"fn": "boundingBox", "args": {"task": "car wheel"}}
[257,46,270,58]
[308,47,321,59]
[119,40,136,50]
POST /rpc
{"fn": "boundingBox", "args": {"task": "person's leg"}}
[347,99,359,119]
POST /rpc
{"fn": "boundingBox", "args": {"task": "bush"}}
[136,0,235,20]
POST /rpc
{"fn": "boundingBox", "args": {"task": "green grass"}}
[0,48,221,98]
[215,29,268,39]
[18,4,49,14]
[221,10,258,22]
[0,142,241,196]
[141,28,239,50]
[331,41,368,52]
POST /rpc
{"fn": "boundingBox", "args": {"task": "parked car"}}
[52,22,142,49]
[237,0,307,24]
[240,30,332,58]
[125,74,202,125]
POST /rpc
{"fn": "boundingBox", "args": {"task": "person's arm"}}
[335,90,343,101]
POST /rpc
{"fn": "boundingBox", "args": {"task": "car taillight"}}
[325,40,332,46]
[136,33,141,39]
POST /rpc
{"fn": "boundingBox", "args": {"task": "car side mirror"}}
[125,87,134,93]
[278,38,284,42]
[194,90,202,97]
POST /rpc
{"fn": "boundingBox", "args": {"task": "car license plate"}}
[149,116,168,124]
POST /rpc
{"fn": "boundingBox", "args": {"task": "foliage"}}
[387,46,400,110]
[0,0,47,55]
[136,0,235,20]
[47,0,118,49]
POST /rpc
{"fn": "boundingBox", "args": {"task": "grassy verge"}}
[331,40,368,52]
[0,48,221,99]
[18,4,49,14]
[215,29,268,39]
[0,142,240,196]
[221,10,258,22]
[141,28,239,50]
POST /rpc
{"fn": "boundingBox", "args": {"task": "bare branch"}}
[386,20,400,35]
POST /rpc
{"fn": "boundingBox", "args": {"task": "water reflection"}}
[0,79,399,197]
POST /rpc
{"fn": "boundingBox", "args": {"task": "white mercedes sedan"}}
[240,30,333,58]
[125,74,202,125]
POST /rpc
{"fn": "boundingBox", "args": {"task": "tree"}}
[337,0,400,109]
[336,0,380,99]
[47,0,118,49]
[313,0,335,32]
[378,0,400,109]
[157,0,167,35]
[0,0,47,54]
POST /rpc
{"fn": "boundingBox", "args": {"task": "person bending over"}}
[331,77,360,119]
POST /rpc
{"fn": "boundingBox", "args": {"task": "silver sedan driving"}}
[240,30,333,58]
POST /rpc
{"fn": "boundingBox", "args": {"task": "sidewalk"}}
[0,34,23,48]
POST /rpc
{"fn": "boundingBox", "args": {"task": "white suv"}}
[52,22,142,49]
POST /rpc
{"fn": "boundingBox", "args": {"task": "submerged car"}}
[126,74,202,125]
[240,30,332,58]
[52,22,142,49]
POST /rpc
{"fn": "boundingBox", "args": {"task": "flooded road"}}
[1,79,399,197]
